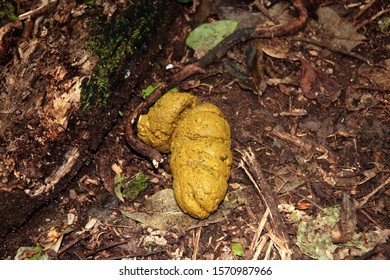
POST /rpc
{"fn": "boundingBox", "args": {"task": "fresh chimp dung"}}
[137,92,232,219]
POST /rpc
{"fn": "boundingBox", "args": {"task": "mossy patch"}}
[0,1,18,22]
[81,0,165,109]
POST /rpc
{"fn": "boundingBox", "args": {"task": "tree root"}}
[124,82,171,171]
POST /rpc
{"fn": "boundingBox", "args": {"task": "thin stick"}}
[353,0,376,22]
[292,37,371,65]
[18,0,58,20]
[192,227,202,260]
[252,234,269,260]
[355,7,390,30]
[250,207,270,254]
[253,0,280,24]
[357,176,390,209]
[57,233,86,256]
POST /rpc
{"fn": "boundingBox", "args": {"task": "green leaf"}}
[231,242,244,257]
[14,246,48,260]
[141,83,162,99]
[176,0,192,3]
[114,174,125,202]
[166,87,179,93]
[186,20,238,55]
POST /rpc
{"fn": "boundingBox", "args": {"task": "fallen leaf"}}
[345,87,377,111]
[299,58,341,106]
[186,20,238,58]
[332,193,357,243]
[358,59,390,87]
[223,43,267,95]
[231,242,244,257]
[317,7,366,52]
[295,205,390,260]
[273,165,306,193]
[121,189,245,231]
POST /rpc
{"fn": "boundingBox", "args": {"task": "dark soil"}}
[0,0,389,260]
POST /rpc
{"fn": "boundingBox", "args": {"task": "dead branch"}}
[172,0,308,82]
[237,147,291,258]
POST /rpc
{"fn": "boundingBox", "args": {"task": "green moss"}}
[0,1,19,22]
[122,172,149,200]
[114,172,149,202]
[81,0,164,109]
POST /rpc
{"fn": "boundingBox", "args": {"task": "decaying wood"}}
[238,147,291,259]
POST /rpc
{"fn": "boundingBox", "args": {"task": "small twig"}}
[352,84,390,92]
[253,0,280,24]
[0,21,22,42]
[357,176,390,209]
[87,240,128,257]
[18,0,58,20]
[192,227,202,260]
[353,0,376,23]
[57,233,86,256]
[292,37,372,65]
[355,7,390,30]
[109,249,165,260]
[359,208,383,229]
[250,207,270,255]
[266,127,337,165]
[252,234,269,260]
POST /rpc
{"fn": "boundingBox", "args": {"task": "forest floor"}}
[1,0,389,260]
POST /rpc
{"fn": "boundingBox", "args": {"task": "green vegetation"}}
[141,83,162,99]
[82,1,163,109]
[0,1,18,22]
[231,242,244,257]
[114,172,149,202]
